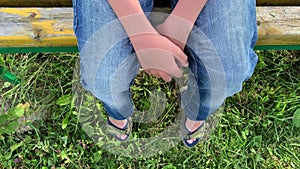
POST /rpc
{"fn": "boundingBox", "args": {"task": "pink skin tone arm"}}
[171,0,207,27]
[107,0,157,36]
[107,0,144,17]
[108,0,188,82]
[157,0,208,49]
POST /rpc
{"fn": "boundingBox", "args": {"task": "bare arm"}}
[107,0,156,36]
[108,0,188,82]
[157,0,208,49]
[171,0,207,27]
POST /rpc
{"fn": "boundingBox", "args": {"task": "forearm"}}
[108,0,156,37]
[171,0,208,26]
[157,0,208,49]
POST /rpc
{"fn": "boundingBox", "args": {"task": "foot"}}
[108,117,129,140]
[184,118,204,144]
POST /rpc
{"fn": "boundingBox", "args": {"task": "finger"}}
[148,69,162,79]
[166,43,189,67]
[150,69,172,82]
[174,48,189,67]
[158,36,188,67]
[170,66,183,78]
[160,73,172,82]
[150,61,183,79]
[144,69,151,75]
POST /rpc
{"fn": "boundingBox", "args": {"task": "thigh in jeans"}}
[170,0,258,120]
[72,0,154,120]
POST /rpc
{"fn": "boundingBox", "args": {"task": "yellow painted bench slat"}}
[0,8,76,47]
[0,7,299,48]
[0,0,299,7]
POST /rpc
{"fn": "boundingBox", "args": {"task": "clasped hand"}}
[131,32,187,82]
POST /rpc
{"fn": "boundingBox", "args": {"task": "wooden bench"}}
[0,0,299,54]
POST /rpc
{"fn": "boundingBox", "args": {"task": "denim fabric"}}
[72,0,258,121]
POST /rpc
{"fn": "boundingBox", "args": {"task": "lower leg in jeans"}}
[182,0,258,123]
[73,0,154,120]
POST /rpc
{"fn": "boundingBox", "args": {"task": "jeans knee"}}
[225,71,246,97]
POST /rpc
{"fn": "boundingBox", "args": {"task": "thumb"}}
[171,66,183,78]
[173,48,189,67]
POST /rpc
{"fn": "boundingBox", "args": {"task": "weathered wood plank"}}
[257,0,300,6]
[0,8,76,47]
[0,0,299,7]
[256,7,300,45]
[0,7,299,47]
[0,0,72,7]
[154,0,300,7]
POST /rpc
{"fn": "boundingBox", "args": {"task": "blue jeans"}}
[72,0,258,121]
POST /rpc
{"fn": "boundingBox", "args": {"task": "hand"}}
[156,15,193,50]
[130,33,188,82]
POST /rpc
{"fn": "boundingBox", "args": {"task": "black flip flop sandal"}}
[106,117,132,142]
[181,114,205,148]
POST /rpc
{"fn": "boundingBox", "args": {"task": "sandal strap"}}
[184,126,205,140]
[106,118,132,135]
[182,121,205,140]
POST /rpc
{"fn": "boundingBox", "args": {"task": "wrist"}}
[158,15,194,46]
[118,13,157,37]
[162,14,194,34]
[129,33,160,50]
[108,1,157,37]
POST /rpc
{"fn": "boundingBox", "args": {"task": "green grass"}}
[0,50,299,168]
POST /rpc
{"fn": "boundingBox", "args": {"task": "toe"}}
[116,134,128,140]
[186,138,195,144]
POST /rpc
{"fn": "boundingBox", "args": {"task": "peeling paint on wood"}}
[0,8,41,19]
[0,7,299,47]
[0,0,72,7]
[0,0,299,7]
[0,8,75,47]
